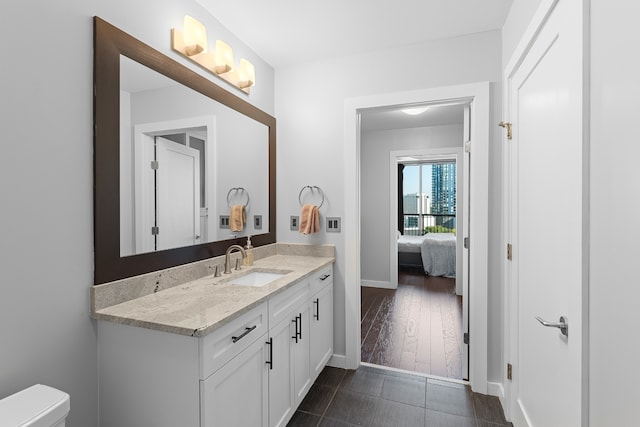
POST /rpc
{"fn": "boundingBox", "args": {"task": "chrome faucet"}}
[224,244,247,274]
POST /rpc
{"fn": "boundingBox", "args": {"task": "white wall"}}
[275,30,504,381]
[361,125,463,284]
[0,1,274,426]
[589,1,640,424]
[501,0,544,67]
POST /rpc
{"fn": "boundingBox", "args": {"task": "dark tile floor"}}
[287,365,512,427]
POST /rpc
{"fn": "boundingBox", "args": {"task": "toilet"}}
[0,385,70,427]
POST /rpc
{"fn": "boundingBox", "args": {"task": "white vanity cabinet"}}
[97,264,334,427]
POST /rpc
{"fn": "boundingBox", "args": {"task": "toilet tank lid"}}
[0,384,70,426]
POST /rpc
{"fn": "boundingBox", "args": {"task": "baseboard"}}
[361,280,396,289]
[327,354,347,369]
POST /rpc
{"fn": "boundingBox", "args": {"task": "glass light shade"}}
[402,107,429,116]
[238,59,255,88]
[214,40,234,74]
[183,16,207,56]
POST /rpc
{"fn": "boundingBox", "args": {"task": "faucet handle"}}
[214,265,221,277]
[235,258,242,271]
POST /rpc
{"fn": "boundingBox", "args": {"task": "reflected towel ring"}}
[227,187,250,208]
[298,185,325,208]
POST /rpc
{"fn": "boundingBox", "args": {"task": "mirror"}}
[94,17,276,284]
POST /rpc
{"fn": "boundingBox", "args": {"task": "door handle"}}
[535,316,568,337]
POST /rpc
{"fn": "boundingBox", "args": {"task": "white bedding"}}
[398,233,456,277]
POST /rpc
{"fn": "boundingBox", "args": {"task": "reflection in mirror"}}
[119,56,269,256]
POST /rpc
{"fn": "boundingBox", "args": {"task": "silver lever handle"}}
[535,316,568,337]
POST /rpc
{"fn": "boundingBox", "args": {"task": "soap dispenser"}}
[244,235,254,266]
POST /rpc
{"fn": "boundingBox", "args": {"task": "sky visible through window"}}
[403,164,433,197]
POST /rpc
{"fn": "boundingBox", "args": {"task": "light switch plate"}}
[290,216,299,231]
[219,215,230,229]
[254,215,262,230]
[326,217,341,232]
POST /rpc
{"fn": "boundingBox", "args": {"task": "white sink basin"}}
[228,271,287,287]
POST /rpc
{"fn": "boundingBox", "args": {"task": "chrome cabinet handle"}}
[535,316,568,337]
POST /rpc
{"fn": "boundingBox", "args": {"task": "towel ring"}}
[298,185,325,209]
[227,187,250,208]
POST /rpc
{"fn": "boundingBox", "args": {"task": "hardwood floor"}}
[361,269,464,379]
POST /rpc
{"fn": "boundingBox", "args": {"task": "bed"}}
[398,233,456,277]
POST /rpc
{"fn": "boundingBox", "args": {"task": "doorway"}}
[359,108,469,380]
[343,82,490,393]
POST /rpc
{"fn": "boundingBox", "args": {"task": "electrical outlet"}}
[254,215,262,230]
[219,215,230,229]
[326,217,341,232]
[290,216,299,231]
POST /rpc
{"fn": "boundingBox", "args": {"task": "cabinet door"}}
[292,304,311,406]
[310,282,334,380]
[201,333,268,427]
[268,318,294,427]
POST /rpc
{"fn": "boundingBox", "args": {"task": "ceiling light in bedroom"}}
[402,107,429,116]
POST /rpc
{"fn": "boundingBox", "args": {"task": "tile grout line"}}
[316,370,347,426]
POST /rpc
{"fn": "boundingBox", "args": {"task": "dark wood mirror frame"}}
[93,17,276,285]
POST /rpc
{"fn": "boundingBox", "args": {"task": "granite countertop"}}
[92,254,334,337]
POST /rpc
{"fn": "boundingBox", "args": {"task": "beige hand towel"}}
[299,204,319,234]
[230,204,246,232]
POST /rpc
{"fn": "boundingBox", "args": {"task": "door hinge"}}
[499,121,512,141]
[507,243,513,261]
[507,363,513,381]
[464,237,469,249]
[464,140,471,153]
[151,226,159,235]
[463,332,469,345]
[151,160,159,170]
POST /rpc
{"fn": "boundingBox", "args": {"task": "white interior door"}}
[507,1,584,426]
[156,137,200,251]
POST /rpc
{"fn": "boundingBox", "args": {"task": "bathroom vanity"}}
[93,251,334,427]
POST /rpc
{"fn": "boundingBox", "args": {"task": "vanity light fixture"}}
[214,40,234,74]
[238,59,256,89]
[182,16,207,56]
[171,16,256,94]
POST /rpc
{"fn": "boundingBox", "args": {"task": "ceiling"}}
[360,103,467,132]
[193,1,511,131]
[195,0,513,68]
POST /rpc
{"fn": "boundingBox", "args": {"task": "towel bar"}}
[298,185,325,208]
[227,187,250,208]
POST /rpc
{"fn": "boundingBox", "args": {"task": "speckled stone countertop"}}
[92,253,334,337]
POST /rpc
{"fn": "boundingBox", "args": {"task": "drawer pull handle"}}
[232,325,257,343]
[265,338,273,370]
[297,314,302,341]
[320,274,331,281]
[314,298,320,320]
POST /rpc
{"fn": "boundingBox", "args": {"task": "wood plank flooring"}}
[361,269,464,380]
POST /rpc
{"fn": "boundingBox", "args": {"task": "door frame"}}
[132,116,216,254]
[344,82,490,393]
[501,0,590,422]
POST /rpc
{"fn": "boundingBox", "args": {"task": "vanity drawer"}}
[310,267,333,296]
[268,279,310,327]
[199,301,268,379]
